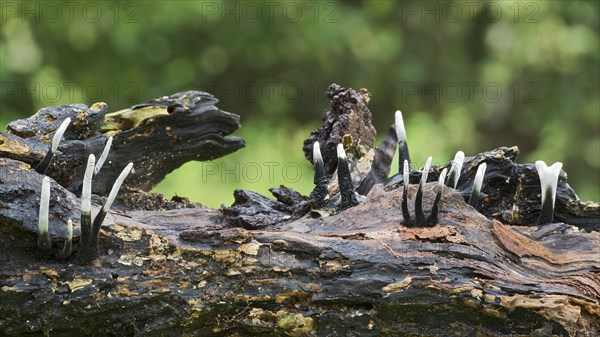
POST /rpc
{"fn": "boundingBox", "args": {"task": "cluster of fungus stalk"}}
[395,110,451,227]
[82,160,134,263]
[400,157,447,227]
[395,109,466,227]
[309,109,565,228]
[414,156,433,225]
[36,119,133,264]
[77,153,134,263]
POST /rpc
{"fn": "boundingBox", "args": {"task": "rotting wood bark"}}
[1,91,245,195]
[1,88,599,336]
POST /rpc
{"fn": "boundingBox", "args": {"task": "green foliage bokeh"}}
[1,0,598,207]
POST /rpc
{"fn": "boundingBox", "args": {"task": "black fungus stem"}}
[314,161,325,186]
[427,193,441,226]
[37,231,52,255]
[310,178,328,209]
[414,183,426,225]
[468,190,479,208]
[34,150,54,175]
[426,169,447,227]
[402,182,413,226]
[414,157,431,226]
[398,141,411,175]
[57,220,72,259]
[78,211,93,263]
[401,160,413,226]
[89,210,108,260]
[57,239,72,259]
[337,146,359,210]
[537,185,555,225]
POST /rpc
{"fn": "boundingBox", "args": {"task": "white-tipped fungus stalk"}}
[401,159,413,225]
[337,144,359,210]
[94,136,113,176]
[78,154,95,263]
[57,219,73,259]
[414,156,432,224]
[535,161,563,225]
[446,151,464,189]
[427,168,447,226]
[88,163,134,260]
[81,154,95,215]
[469,163,487,208]
[52,118,71,153]
[313,141,325,184]
[37,176,52,254]
[395,110,411,174]
[309,142,328,208]
[101,163,134,214]
[35,117,71,175]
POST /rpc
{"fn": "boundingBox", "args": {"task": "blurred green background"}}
[1,0,598,207]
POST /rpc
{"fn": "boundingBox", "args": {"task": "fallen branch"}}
[1,87,598,336]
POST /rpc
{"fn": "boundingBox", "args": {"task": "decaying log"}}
[1,88,599,336]
[1,91,245,195]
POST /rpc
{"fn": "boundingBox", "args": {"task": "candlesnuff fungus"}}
[395,110,411,174]
[324,115,565,229]
[468,163,487,208]
[309,142,328,208]
[401,160,413,226]
[535,161,562,225]
[34,117,71,175]
[304,102,567,229]
[336,143,359,210]
[313,141,325,184]
[37,176,74,258]
[88,162,134,260]
[35,143,133,263]
[78,154,95,263]
[401,160,447,227]
[427,168,447,226]
[446,151,464,189]
[37,176,52,255]
[94,136,113,176]
[57,219,73,259]
[78,157,133,264]
[414,156,433,225]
